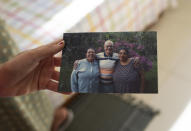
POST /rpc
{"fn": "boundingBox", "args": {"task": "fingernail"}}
[58,41,64,45]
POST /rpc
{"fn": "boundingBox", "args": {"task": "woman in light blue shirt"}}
[71,48,100,93]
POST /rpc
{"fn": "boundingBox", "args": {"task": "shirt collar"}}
[86,59,96,64]
[104,52,113,57]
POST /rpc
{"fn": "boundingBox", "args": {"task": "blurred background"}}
[0,0,191,131]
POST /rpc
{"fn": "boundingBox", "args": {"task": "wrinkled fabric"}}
[71,59,100,93]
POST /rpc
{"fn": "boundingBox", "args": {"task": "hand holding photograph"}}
[58,32,157,93]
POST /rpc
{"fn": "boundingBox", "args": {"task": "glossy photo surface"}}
[58,32,158,93]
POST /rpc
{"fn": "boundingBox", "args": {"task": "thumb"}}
[31,39,65,61]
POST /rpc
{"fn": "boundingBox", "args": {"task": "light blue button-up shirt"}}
[71,59,100,93]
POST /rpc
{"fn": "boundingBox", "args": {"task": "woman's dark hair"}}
[118,47,129,55]
[87,47,95,52]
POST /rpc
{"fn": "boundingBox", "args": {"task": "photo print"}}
[58,32,158,93]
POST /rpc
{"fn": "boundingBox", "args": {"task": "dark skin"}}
[86,49,96,62]
[119,49,145,93]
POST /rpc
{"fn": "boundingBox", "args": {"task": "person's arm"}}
[133,56,140,67]
[139,69,145,93]
[0,39,66,97]
[71,70,78,92]
[73,60,79,70]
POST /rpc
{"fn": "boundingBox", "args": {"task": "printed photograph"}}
[58,32,158,93]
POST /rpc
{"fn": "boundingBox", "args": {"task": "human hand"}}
[51,107,68,131]
[0,39,65,97]
[133,57,140,68]
[73,60,79,70]
[51,107,74,131]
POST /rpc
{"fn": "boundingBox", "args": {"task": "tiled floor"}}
[134,0,191,130]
